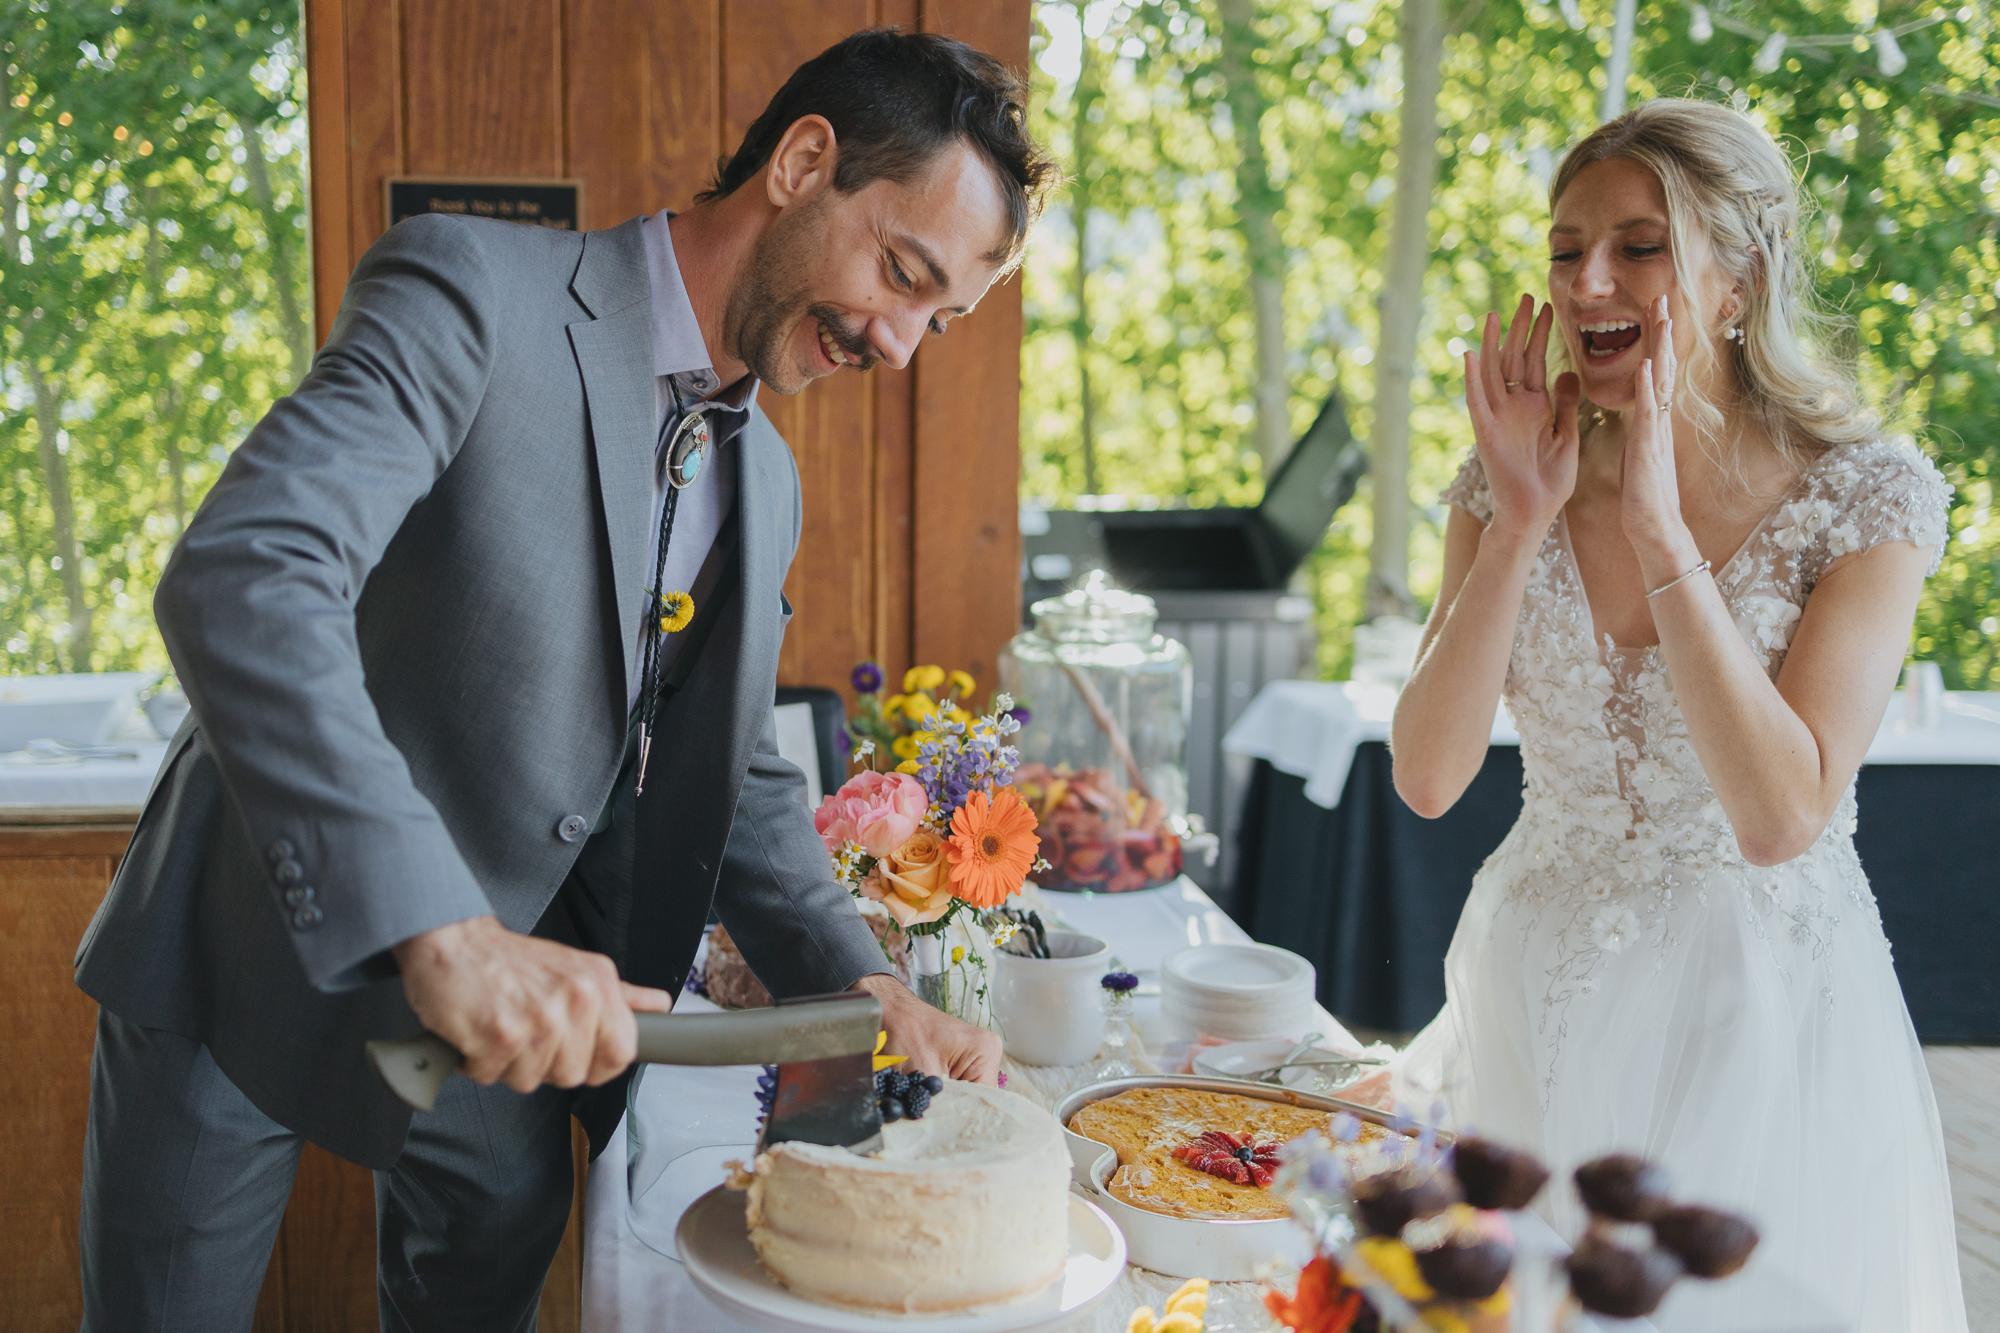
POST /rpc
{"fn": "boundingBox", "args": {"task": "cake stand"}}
[676,1188,1125,1332]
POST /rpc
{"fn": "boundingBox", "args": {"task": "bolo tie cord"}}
[635,386,694,796]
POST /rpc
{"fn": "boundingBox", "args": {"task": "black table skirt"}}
[1230,743,2000,1044]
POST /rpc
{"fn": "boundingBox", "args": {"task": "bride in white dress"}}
[1388,99,1967,1329]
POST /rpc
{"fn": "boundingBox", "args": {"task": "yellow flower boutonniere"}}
[657,590,695,634]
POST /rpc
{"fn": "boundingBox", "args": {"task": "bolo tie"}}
[634,386,713,797]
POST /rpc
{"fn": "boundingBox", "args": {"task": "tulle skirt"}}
[1397,827,1969,1331]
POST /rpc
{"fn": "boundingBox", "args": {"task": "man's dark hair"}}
[698,28,1056,268]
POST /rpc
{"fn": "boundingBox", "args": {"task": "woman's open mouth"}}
[1579,318,1642,361]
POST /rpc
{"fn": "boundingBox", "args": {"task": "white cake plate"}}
[676,1188,1126,1332]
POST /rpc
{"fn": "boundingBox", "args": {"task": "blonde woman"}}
[1390,99,1966,1327]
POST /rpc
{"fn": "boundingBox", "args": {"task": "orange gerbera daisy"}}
[945,788,1040,908]
[1264,1256,1366,1333]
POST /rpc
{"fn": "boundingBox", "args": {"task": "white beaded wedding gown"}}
[1398,439,1968,1330]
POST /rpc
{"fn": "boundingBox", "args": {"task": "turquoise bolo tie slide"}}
[666,408,711,489]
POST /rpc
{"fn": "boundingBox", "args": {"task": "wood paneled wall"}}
[306,0,1031,694]
[0,826,132,1331]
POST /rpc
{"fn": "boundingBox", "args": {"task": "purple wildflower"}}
[1100,971,1140,992]
[1007,705,1032,728]
[851,661,884,694]
[754,1064,778,1128]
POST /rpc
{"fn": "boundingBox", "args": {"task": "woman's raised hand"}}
[1620,295,1692,560]
[1464,294,1582,542]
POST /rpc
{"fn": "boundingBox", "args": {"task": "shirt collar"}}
[641,210,756,413]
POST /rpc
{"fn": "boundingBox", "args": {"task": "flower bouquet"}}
[814,663,1045,1028]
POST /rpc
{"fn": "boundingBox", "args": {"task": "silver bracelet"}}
[1645,557,1712,600]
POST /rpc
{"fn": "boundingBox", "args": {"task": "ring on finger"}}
[1504,378,1522,390]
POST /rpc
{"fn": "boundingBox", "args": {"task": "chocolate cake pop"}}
[1574,1152,1673,1222]
[1652,1203,1761,1278]
[1565,1234,1684,1318]
[1349,1163,1462,1238]
[1449,1137,1551,1211]
[1414,1232,1513,1300]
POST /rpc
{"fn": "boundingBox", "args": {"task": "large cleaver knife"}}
[367,991,885,1153]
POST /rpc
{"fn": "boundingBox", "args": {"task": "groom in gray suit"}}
[75,28,1054,1331]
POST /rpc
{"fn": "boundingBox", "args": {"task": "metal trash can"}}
[1150,590,1315,903]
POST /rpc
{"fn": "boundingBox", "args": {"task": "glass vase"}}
[1091,987,1140,1080]
[907,911,998,1031]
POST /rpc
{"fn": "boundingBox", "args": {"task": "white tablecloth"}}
[581,879,1840,1332]
[1223,680,2000,810]
[0,705,827,815]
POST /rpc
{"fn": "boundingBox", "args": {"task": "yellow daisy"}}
[947,669,977,699]
[903,664,946,694]
[657,590,695,634]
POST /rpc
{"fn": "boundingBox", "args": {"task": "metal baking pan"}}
[1054,1075,1430,1282]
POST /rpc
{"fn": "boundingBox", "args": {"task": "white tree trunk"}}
[1366,0,1447,622]
[1216,0,1291,474]
[1601,0,1638,121]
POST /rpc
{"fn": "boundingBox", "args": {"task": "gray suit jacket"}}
[75,213,888,1167]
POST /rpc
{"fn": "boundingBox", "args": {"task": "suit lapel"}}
[567,219,655,709]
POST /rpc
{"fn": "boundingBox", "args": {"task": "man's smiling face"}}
[725,130,1015,396]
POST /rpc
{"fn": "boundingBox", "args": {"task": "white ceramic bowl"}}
[1162,942,1314,998]
[1161,993,1315,1041]
[995,930,1109,1066]
[1160,943,1316,1040]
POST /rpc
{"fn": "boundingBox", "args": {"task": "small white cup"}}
[994,930,1110,1067]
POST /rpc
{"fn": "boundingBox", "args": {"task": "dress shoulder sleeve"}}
[1816,440,1953,577]
[1441,448,1494,524]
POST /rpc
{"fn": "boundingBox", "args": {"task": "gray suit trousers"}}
[82,974,585,1333]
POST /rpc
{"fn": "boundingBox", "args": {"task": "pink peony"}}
[814,770,929,859]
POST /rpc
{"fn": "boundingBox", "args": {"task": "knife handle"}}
[367,992,883,1112]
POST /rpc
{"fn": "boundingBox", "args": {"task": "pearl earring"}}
[1725,323,1743,342]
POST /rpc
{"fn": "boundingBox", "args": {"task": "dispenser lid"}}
[1029,569,1157,643]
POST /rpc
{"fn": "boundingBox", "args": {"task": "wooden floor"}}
[1926,1046,1999,1327]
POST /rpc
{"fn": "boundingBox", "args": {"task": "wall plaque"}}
[385,177,582,231]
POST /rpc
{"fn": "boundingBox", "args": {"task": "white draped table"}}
[581,878,1839,1332]
[1223,681,2000,812]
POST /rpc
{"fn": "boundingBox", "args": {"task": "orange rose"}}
[860,828,955,928]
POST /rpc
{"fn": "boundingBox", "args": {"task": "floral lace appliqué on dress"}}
[1400,439,1967,1331]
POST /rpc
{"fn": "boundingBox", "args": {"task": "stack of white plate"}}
[1160,943,1316,1040]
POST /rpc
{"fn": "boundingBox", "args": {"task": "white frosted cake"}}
[738,1080,1072,1313]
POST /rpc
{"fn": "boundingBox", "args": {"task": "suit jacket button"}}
[268,838,296,863]
[292,903,324,930]
[274,860,304,886]
[283,885,314,909]
[557,814,588,843]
